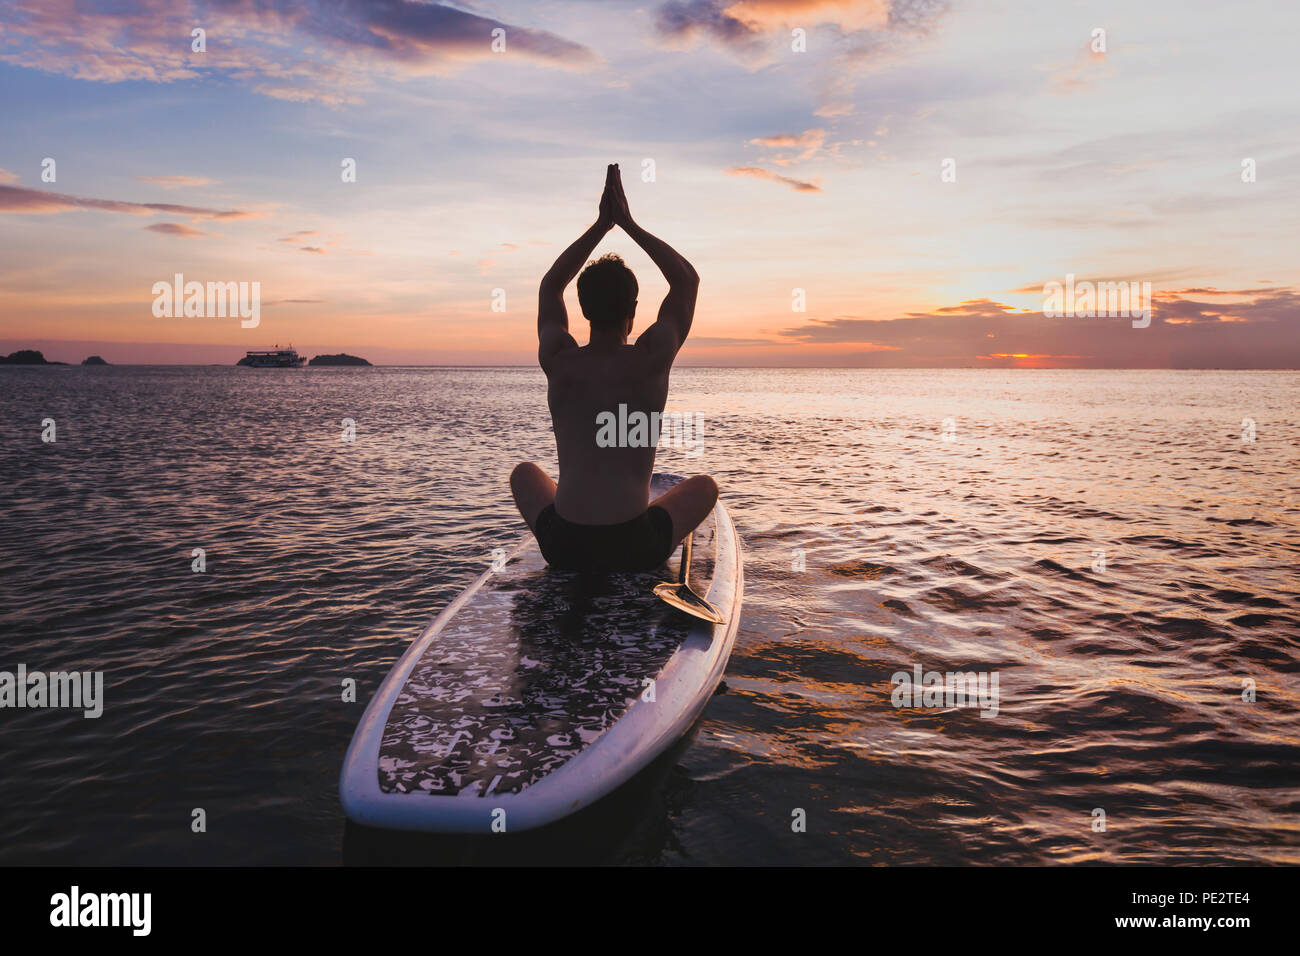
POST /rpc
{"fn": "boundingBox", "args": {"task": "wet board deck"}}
[339,473,743,833]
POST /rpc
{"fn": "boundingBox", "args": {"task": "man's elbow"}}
[539,270,568,297]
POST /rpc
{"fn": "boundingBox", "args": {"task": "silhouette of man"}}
[510,164,717,572]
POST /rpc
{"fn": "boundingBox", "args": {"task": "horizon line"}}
[4,363,1298,371]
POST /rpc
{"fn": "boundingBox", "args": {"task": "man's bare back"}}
[547,341,668,524]
[510,164,717,572]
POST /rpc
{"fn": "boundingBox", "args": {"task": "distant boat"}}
[239,346,306,368]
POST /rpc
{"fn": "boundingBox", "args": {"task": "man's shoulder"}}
[633,321,682,365]
[544,345,670,388]
[540,339,582,374]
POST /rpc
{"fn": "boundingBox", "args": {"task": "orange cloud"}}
[135,175,218,189]
[775,288,1300,367]
[145,222,209,238]
[748,128,826,166]
[1051,39,1113,93]
[724,166,822,192]
[723,0,890,31]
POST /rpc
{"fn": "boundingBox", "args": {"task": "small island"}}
[1,349,68,365]
[82,355,109,366]
[309,353,372,367]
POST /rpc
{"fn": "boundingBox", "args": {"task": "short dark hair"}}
[577,253,638,325]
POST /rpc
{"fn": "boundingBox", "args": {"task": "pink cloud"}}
[0,183,256,220]
[0,0,598,106]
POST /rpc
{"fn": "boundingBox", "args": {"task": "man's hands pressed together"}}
[599,163,634,233]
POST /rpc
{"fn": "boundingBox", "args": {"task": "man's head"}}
[577,253,638,330]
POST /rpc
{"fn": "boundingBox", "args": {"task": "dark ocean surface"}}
[1,366,1296,864]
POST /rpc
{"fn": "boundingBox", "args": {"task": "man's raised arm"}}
[605,167,699,355]
[537,166,619,366]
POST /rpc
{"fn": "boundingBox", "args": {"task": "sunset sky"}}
[1,0,1297,367]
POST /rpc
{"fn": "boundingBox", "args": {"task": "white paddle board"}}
[339,473,743,833]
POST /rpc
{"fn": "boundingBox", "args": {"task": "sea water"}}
[1,366,1296,864]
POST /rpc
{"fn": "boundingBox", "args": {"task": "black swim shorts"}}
[534,504,675,573]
